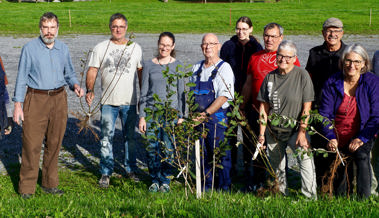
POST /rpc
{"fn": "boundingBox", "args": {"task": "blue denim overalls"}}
[192,60,231,191]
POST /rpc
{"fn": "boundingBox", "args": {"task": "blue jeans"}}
[145,119,174,185]
[100,105,137,176]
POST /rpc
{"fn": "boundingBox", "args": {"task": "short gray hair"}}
[39,12,59,28]
[264,22,284,35]
[277,40,297,56]
[340,43,371,73]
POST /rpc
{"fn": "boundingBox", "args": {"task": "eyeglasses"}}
[344,59,362,66]
[235,28,250,32]
[159,43,173,49]
[277,54,295,61]
[264,34,281,39]
[325,29,343,35]
[201,42,219,48]
[111,25,126,30]
[41,26,58,31]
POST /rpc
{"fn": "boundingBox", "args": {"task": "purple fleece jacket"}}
[319,71,379,143]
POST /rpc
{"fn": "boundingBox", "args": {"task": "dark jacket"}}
[319,71,379,144]
[0,64,9,135]
[373,50,379,76]
[305,41,347,107]
[220,35,263,92]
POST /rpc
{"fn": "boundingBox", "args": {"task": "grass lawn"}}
[0,0,377,35]
[0,167,378,217]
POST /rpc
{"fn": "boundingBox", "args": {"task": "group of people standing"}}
[224,16,379,199]
[1,12,378,200]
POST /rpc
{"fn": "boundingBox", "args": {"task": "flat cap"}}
[323,17,343,29]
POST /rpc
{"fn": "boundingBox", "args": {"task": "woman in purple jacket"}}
[319,44,379,198]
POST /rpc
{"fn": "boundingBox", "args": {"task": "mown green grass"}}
[0,0,377,35]
[0,168,378,217]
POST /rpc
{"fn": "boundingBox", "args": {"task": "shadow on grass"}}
[61,118,101,176]
[61,117,150,186]
[0,117,152,192]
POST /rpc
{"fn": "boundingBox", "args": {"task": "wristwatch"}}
[205,111,210,117]
[86,89,93,94]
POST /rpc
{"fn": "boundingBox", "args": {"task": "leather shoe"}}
[41,187,64,196]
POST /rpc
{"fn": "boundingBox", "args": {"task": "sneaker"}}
[159,184,170,193]
[149,183,159,192]
[20,193,33,199]
[126,172,140,182]
[41,187,64,196]
[99,175,110,188]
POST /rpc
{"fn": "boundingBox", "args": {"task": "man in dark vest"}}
[305,17,346,187]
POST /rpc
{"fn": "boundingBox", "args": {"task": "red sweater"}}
[246,50,300,108]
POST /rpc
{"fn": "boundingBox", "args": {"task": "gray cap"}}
[323,17,343,29]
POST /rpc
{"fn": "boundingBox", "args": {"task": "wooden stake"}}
[69,9,72,28]
[229,8,231,27]
[195,139,201,199]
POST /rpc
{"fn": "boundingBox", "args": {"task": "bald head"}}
[202,33,219,43]
[201,33,221,60]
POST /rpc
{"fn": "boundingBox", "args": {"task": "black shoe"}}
[126,172,140,182]
[41,187,64,196]
[20,193,33,199]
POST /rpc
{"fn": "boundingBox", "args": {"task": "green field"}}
[0,0,377,35]
[0,168,378,217]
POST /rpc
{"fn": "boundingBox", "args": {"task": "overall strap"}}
[195,60,205,77]
[210,60,224,80]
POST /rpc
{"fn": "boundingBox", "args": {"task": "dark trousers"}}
[231,105,266,188]
[311,132,333,187]
[334,139,374,198]
[18,89,67,194]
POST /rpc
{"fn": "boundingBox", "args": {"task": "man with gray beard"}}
[13,12,84,199]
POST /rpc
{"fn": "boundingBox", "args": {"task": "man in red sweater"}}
[241,23,300,191]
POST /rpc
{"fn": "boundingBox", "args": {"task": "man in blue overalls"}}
[191,33,235,191]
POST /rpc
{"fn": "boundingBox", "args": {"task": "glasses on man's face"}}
[325,29,343,35]
[201,42,219,48]
[159,43,173,49]
[264,34,280,40]
[235,28,249,32]
[41,26,58,31]
[344,59,362,66]
[277,54,295,61]
[111,25,126,30]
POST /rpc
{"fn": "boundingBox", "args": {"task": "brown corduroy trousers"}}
[18,89,68,194]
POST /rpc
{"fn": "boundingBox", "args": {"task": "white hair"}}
[277,40,297,56]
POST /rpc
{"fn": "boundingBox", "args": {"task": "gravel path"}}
[0,34,378,176]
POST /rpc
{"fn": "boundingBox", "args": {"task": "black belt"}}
[27,87,64,96]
